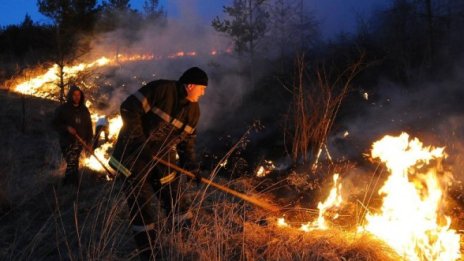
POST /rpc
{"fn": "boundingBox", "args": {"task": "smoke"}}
[79,2,254,134]
[328,63,464,181]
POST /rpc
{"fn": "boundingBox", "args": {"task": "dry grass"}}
[286,54,365,168]
[244,220,400,261]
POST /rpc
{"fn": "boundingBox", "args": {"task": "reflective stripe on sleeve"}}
[152,107,171,123]
[184,125,194,135]
[160,171,177,185]
[132,223,155,232]
[151,107,195,135]
[133,91,151,113]
[132,90,195,135]
[109,156,132,177]
[171,118,183,129]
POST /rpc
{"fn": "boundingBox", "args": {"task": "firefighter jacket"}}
[109,80,200,178]
[52,85,93,147]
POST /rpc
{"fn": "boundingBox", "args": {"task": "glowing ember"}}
[255,160,276,177]
[359,133,460,261]
[363,92,369,100]
[256,166,266,177]
[343,131,349,138]
[219,159,228,168]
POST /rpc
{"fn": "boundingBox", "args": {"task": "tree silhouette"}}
[37,0,99,101]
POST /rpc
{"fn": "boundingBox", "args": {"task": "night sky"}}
[0,0,389,39]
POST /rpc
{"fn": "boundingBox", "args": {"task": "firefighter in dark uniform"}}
[109,67,207,259]
[52,85,93,186]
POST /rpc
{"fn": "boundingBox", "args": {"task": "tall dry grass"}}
[287,54,365,169]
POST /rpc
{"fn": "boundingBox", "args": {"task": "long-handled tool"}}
[153,156,281,213]
[74,133,115,179]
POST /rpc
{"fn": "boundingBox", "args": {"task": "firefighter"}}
[52,85,93,186]
[109,67,207,258]
[92,116,109,150]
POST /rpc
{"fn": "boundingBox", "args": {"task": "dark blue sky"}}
[0,0,389,39]
[0,0,222,25]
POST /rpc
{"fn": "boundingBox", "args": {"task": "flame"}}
[297,173,343,231]
[312,173,343,229]
[275,133,461,260]
[256,166,266,177]
[359,133,460,261]
[116,53,154,62]
[83,142,113,172]
[108,115,123,140]
[277,217,289,227]
[83,115,122,172]
[13,57,112,98]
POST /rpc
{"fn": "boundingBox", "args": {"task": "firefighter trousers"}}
[61,142,83,186]
[123,146,181,258]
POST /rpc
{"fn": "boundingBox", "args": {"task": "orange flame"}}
[299,173,343,232]
[359,133,460,260]
[277,173,343,232]
[276,133,461,260]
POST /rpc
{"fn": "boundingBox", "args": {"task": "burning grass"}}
[244,220,401,260]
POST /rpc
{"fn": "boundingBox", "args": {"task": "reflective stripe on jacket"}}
[109,80,199,178]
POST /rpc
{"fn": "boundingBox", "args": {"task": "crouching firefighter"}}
[109,67,207,259]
